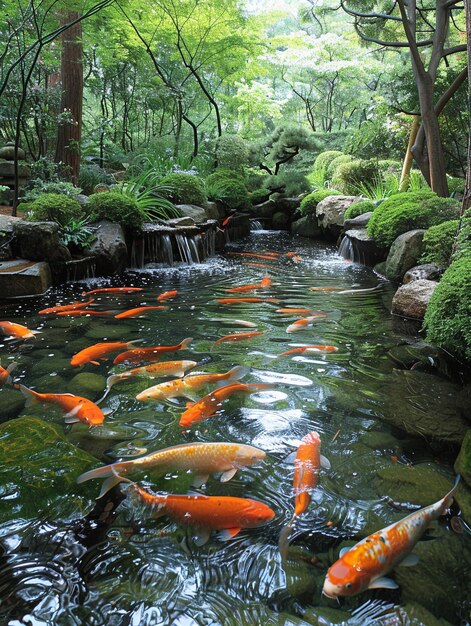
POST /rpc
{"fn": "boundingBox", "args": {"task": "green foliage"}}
[59,217,97,251]
[205,169,251,210]
[344,199,376,220]
[216,135,249,171]
[345,118,407,161]
[455,209,471,261]
[25,194,84,226]
[24,180,82,203]
[159,173,207,206]
[313,151,344,173]
[250,188,271,206]
[424,255,471,361]
[354,175,400,201]
[244,168,268,191]
[269,169,311,197]
[420,220,459,267]
[299,188,342,216]
[408,170,430,192]
[119,170,182,220]
[326,154,354,180]
[447,176,465,195]
[331,159,380,194]
[367,191,460,247]
[79,164,113,195]
[88,191,146,230]
[378,160,403,176]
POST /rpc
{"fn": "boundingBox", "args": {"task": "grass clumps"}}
[159,172,207,206]
[88,191,145,230]
[367,191,460,247]
[344,199,376,220]
[24,193,83,226]
[420,220,459,267]
[299,188,342,216]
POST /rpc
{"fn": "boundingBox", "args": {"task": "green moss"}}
[160,172,207,205]
[420,220,459,267]
[25,193,83,226]
[331,159,380,194]
[299,188,342,216]
[88,191,145,229]
[344,199,376,220]
[205,169,251,210]
[313,150,344,172]
[325,154,354,180]
[455,208,471,260]
[424,254,471,361]
[367,191,460,247]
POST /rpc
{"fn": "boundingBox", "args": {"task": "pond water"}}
[0,231,470,626]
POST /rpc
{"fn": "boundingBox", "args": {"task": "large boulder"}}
[175,203,219,222]
[339,228,388,265]
[316,195,360,238]
[272,211,290,230]
[290,214,322,238]
[250,199,277,219]
[392,278,437,320]
[0,258,52,297]
[343,211,373,230]
[13,220,71,263]
[403,263,444,283]
[0,214,22,260]
[385,229,425,282]
[84,220,127,276]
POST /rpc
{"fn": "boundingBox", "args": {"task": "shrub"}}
[455,209,471,260]
[378,160,402,177]
[424,255,471,361]
[299,189,342,216]
[447,176,465,196]
[420,220,459,267]
[159,173,207,206]
[25,193,83,226]
[313,151,344,173]
[271,169,311,197]
[367,191,460,247]
[326,154,354,180]
[205,170,251,210]
[244,168,268,191]
[250,188,271,206]
[24,180,82,203]
[331,159,380,194]
[344,199,376,220]
[88,191,146,230]
[79,164,112,195]
[216,135,249,171]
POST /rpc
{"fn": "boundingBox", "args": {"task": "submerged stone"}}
[373,463,455,507]
[69,372,106,397]
[0,387,25,420]
[0,416,97,523]
[386,602,454,626]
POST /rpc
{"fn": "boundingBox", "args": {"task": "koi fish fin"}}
[443,474,461,509]
[180,337,193,350]
[97,372,132,403]
[217,528,241,541]
[91,361,100,366]
[278,516,296,561]
[185,401,196,409]
[98,473,124,498]
[216,365,250,388]
[220,468,238,483]
[192,528,211,546]
[283,451,297,464]
[367,577,399,590]
[397,553,419,567]
[18,384,40,407]
[126,339,143,347]
[6,362,17,374]
[64,416,80,424]
[339,546,353,558]
[102,408,113,417]
[320,455,331,470]
[31,330,41,335]
[192,473,209,488]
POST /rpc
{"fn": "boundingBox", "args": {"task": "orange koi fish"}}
[38,299,95,315]
[0,361,16,386]
[212,331,263,349]
[77,440,265,497]
[71,340,141,366]
[227,253,278,261]
[278,345,338,357]
[226,276,271,293]
[279,432,330,559]
[157,290,178,301]
[261,250,280,257]
[57,310,112,317]
[222,215,234,227]
[82,287,143,295]
[98,360,197,403]
[207,318,258,328]
[115,306,168,319]
[286,314,327,334]
[129,484,275,544]
[276,308,316,315]
[0,321,40,340]
[241,263,271,269]
[285,252,298,258]
[113,337,193,365]
[179,382,275,428]
[216,297,280,305]
[18,384,106,426]
[136,365,249,402]
[322,476,460,598]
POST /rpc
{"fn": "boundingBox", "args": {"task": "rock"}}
[175,204,218,222]
[0,417,97,523]
[272,211,290,230]
[69,372,107,398]
[93,183,110,193]
[343,211,374,230]
[13,221,71,263]
[272,196,300,214]
[455,430,471,488]
[251,199,277,219]
[167,217,196,227]
[340,229,387,266]
[386,602,454,626]
[385,229,425,282]
[75,194,90,206]
[201,201,222,220]
[403,263,444,284]
[112,170,126,182]
[315,195,361,239]
[84,220,127,276]
[373,261,387,277]
[457,384,471,421]
[0,387,25,420]
[373,463,455,507]
[291,215,322,239]
[0,214,22,260]
[392,279,438,320]
[0,259,52,297]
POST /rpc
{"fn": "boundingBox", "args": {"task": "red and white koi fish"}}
[82,287,143,295]
[0,321,40,339]
[71,340,141,366]
[129,483,275,545]
[216,297,280,305]
[0,361,16,386]
[286,314,328,333]
[98,360,197,403]
[18,384,106,426]
[211,331,263,350]
[278,345,338,357]
[113,337,193,365]
[156,290,178,301]
[38,299,95,315]
[136,365,249,402]
[322,476,461,598]
[179,382,275,427]
[115,306,168,319]
[77,440,265,497]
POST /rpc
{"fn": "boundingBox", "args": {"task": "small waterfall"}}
[338,235,354,261]
[161,234,174,266]
[203,228,216,258]
[65,257,96,282]
[250,219,264,231]
[175,233,198,264]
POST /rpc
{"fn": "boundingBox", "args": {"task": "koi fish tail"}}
[126,339,143,348]
[4,362,17,384]
[443,475,461,510]
[180,337,193,350]
[77,464,129,498]
[96,372,132,404]
[215,365,251,388]
[278,515,298,561]
[18,384,41,407]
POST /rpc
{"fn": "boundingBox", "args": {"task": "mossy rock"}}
[386,602,454,626]
[68,372,107,397]
[0,388,25,420]
[0,417,98,523]
[302,606,352,625]
[32,356,71,377]
[373,463,455,507]
[455,430,471,488]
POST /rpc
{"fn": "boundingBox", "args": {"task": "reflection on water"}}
[0,232,469,625]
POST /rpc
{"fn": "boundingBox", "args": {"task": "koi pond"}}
[0,230,470,625]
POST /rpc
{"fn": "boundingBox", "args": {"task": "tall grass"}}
[119,170,182,221]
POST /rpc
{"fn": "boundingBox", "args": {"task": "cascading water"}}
[338,235,354,261]
[64,257,96,282]
[250,219,264,231]
[175,233,197,264]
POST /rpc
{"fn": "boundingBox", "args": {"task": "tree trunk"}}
[461,0,471,213]
[399,115,420,192]
[54,11,83,185]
